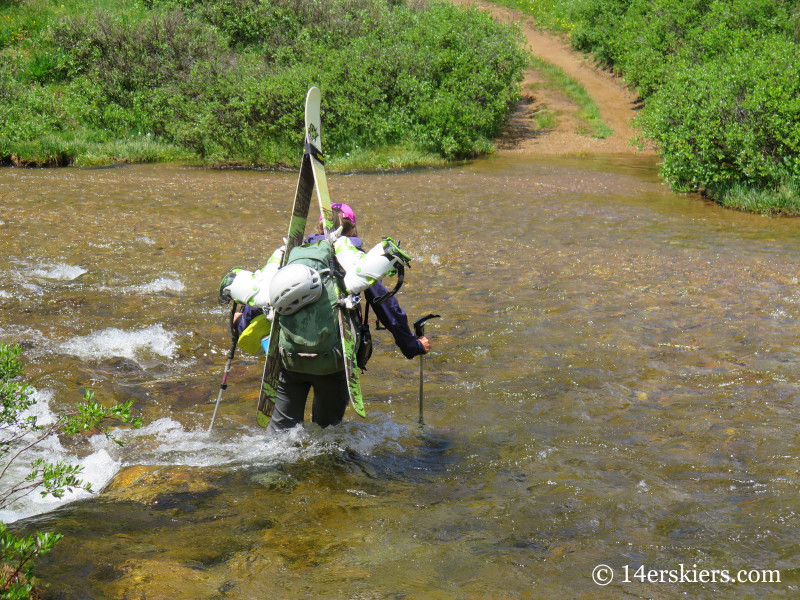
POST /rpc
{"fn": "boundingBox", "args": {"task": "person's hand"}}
[418,336,431,353]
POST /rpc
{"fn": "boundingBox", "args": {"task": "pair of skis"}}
[256,87,364,428]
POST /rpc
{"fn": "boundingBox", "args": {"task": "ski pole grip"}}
[413,313,440,337]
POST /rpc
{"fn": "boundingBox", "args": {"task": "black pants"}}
[266,368,349,434]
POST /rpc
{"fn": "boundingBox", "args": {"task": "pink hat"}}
[319,203,356,224]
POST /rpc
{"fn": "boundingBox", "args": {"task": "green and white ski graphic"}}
[305,87,365,418]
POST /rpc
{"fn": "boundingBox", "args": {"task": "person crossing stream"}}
[216,88,433,433]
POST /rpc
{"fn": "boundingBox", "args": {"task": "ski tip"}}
[305,87,321,119]
[306,86,320,101]
[305,86,322,149]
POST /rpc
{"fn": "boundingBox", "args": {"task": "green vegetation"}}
[0,0,527,169]
[494,0,800,215]
[491,0,576,34]
[528,55,612,138]
[0,343,141,599]
[530,105,559,132]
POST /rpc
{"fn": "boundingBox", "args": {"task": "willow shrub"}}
[0,0,526,166]
[634,36,800,209]
[570,0,799,96]
[311,3,527,158]
[565,0,800,211]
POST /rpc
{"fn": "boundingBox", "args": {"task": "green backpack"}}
[278,241,345,376]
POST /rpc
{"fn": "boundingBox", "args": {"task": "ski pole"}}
[209,303,239,432]
[413,313,440,425]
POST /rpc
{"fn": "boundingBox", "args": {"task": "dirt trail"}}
[452,0,655,156]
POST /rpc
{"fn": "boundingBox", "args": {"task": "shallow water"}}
[1,155,800,598]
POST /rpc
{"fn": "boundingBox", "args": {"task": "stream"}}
[0,154,799,598]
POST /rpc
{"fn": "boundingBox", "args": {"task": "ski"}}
[305,87,365,418]
[255,133,315,428]
[256,86,365,427]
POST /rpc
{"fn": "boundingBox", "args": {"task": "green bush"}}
[558,0,800,212]
[568,0,630,67]
[306,2,526,158]
[569,0,798,93]
[635,36,800,197]
[0,0,526,167]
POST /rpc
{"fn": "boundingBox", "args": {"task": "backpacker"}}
[277,241,346,376]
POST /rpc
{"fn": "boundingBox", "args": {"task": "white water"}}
[58,324,179,364]
[114,414,409,469]
[13,260,183,298]
[96,275,186,295]
[127,276,185,294]
[2,311,407,524]
[30,262,87,281]
[0,389,121,524]
[0,387,410,523]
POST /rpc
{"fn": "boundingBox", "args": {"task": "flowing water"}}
[1,155,799,599]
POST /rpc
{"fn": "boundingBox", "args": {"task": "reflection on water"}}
[1,155,800,598]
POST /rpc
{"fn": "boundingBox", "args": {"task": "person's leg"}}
[267,369,311,434]
[310,370,350,428]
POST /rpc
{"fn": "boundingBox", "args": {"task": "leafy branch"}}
[0,343,142,598]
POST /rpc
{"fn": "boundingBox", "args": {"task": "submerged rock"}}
[102,464,221,504]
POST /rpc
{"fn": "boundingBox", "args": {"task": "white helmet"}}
[268,264,323,315]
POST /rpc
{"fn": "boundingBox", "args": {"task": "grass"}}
[528,55,613,139]
[327,145,448,172]
[712,177,800,216]
[76,138,194,168]
[530,105,560,131]
[3,132,193,167]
